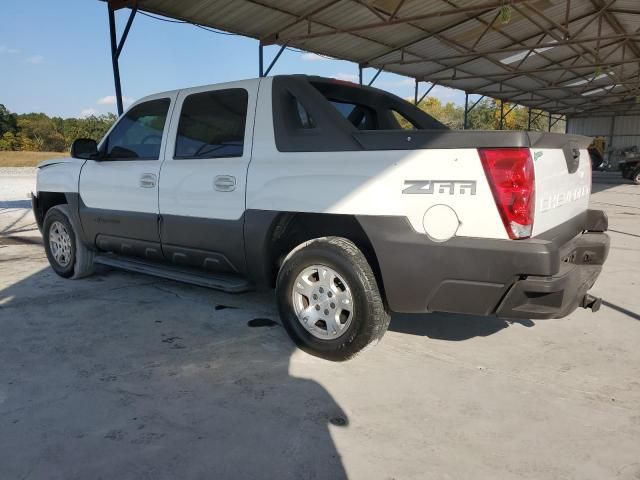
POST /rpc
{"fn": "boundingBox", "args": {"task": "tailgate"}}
[529,133,592,236]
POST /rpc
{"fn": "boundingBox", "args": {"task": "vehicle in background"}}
[619,148,640,184]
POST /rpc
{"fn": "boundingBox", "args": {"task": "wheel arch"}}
[33,191,68,231]
[35,192,88,245]
[246,211,385,297]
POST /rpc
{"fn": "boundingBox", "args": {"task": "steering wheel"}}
[141,134,162,145]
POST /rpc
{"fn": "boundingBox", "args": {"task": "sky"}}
[0,0,466,118]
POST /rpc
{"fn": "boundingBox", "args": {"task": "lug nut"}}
[330,303,335,309]
[324,309,329,315]
[315,305,321,311]
[319,287,324,293]
[327,291,333,298]
[312,294,318,300]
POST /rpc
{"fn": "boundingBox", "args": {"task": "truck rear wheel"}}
[276,237,390,361]
[43,205,94,279]
[633,169,640,185]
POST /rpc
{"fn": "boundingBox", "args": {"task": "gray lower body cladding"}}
[357,210,609,319]
[34,192,609,319]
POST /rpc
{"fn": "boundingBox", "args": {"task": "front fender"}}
[36,158,85,194]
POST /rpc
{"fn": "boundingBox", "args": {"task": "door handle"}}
[214,175,236,192]
[139,173,157,188]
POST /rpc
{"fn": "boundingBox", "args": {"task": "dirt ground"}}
[0,151,67,168]
[0,169,639,480]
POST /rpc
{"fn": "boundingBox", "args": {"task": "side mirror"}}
[71,138,99,160]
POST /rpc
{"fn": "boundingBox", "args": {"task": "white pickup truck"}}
[33,75,609,360]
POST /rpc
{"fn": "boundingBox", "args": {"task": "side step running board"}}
[94,254,252,293]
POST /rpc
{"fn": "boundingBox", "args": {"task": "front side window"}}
[103,99,170,160]
[175,89,248,159]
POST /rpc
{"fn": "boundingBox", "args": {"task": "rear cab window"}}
[174,88,248,159]
[329,100,377,130]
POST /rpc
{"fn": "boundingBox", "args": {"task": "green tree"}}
[0,105,117,152]
[17,114,66,151]
[0,104,18,138]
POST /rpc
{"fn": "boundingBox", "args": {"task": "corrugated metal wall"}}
[567,115,640,150]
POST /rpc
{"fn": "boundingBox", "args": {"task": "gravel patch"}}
[0,167,37,176]
[0,168,36,202]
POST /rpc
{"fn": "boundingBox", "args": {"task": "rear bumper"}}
[495,231,608,319]
[357,210,609,319]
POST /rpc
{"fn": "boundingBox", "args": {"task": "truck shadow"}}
[0,262,349,480]
[390,312,534,341]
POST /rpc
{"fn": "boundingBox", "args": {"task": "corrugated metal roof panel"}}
[123,0,640,115]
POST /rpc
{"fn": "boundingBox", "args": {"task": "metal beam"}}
[463,92,469,130]
[369,33,640,67]
[275,1,533,43]
[259,42,264,77]
[115,2,138,59]
[108,4,124,116]
[262,0,343,44]
[263,43,287,76]
[417,82,437,105]
[466,95,485,114]
[107,0,137,10]
[504,103,518,118]
[367,67,383,86]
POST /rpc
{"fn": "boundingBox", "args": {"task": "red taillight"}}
[478,147,535,239]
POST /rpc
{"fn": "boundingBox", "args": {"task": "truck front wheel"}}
[276,237,390,361]
[43,205,94,279]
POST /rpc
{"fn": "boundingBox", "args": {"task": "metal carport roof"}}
[106,0,640,118]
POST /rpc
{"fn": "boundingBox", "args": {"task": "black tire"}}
[43,205,94,279]
[276,237,390,361]
[621,167,629,179]
[633,169,640,186]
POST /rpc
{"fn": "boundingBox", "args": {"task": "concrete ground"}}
[0,168,639,480]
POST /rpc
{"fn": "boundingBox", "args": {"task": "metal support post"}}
[499,100,504,130]
[463,92,469,130]
[548,111,552,132]
[527,107,532,131]
[259,42,264,77]
[414,79,418,105]
[108,5,124,116]
[107,1,138,116]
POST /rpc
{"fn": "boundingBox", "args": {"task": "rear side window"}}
[329,100,377,130]
[392,110,418,130]
[296,100,316,129]
[103,99,170,160]
[175,89,248,159]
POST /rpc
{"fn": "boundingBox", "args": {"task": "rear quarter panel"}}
[249,79,507,239]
